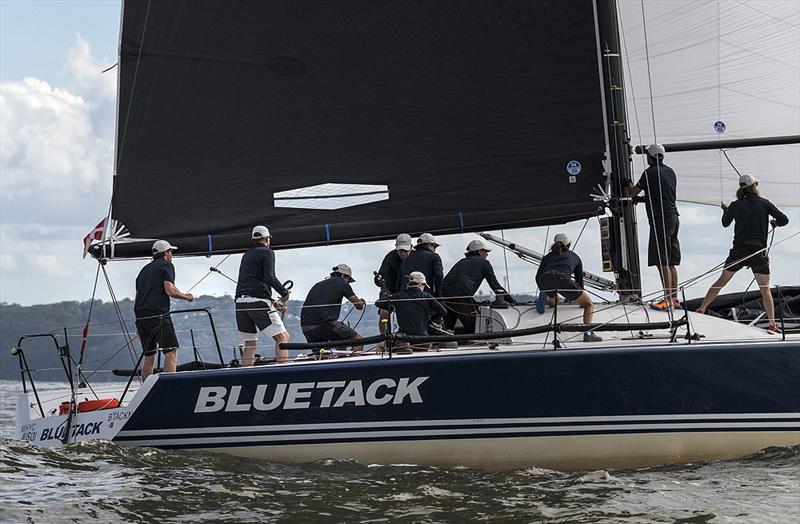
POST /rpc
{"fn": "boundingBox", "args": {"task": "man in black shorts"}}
[134,240,194,379]
[301,264,366,353]
[626,144,681,310]
[235,225,291,365]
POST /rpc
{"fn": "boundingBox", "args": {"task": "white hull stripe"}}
[117,412,800,438]
[116,421,800,447]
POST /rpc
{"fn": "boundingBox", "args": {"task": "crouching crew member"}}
[535,233,602,342]
[235,226,291,366]
[376,271,446,336]
[301,264,366,352]
[375,233,413,334]
[696,174,789,333]
[134,240,194,379]
[399,233,444,296]
[441,238,516,334]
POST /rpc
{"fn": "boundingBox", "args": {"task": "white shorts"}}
[235,298,287,343]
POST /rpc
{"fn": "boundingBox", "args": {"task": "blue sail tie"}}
[325,224,331,245]
[458,212,465,233]
[207,235,212,258]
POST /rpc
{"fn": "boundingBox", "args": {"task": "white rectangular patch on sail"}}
[274,183,389,210]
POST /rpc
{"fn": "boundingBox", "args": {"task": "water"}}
[1,381,798,523]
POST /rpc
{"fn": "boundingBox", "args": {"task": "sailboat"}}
[12,0,799,470]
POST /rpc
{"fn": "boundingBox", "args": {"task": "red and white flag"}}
[82,218,107,258]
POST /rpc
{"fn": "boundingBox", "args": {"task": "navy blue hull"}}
[115,341,800,457]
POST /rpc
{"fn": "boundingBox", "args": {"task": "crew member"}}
[626,144,681,310]
[696,174,789,333]
[441,238,516,334]
[376,271,446,336]
[399,233,444,296]
[374,233,413,334]
[535,233,602,342]
[235,225,291,365]
[134,240,194,379]
[301,264,366,352]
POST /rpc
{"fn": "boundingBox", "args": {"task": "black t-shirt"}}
[235,245,288,299]
[722,194,789,244]
[636,162,678,222]
[399,247,444,296]
[375,287,446,335]
[134,258,175,317]
[442,254,509,299]
[300,276,356,328]
[377,250,404,294]
[536,251,584,288]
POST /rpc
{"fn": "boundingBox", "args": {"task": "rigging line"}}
[186,254,231,294]
[78,263,102,368]
[639,0,673,318]
[571,219,590,250]
[500,230,511,293]
[100,263,140,378]
[717,0,724,205]
[721,149,742,177]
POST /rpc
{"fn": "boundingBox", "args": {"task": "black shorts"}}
[536,271,584,302]
[725,240,770,274]
[236,300,286,340]
[135,316,179,357]
[648,214,681,267]
[302,321,359,343]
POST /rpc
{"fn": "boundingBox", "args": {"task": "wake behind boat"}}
[11,0,800,470]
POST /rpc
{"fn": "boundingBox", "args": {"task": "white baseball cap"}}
[554,233,571,245]
[417,233,440,246]
[152,240,178,254]
[395,233,412,251]
[467,239,491,252]
[408,271,428,285]
[646,143,665,159]
[332,263,355,281]
[251,225,271,239]
[739,174,758,187]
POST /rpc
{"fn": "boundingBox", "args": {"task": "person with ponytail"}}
[696,174,788,333]
[535,233,602,342]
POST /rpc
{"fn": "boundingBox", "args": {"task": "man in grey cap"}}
[235,225,291,365]
[626,143,681,310]
[376,271,446,336]
[399,233,444,296]
[441,238,516,334]
[301,264,366,353]
[134,240,194,379]
[374,233,413,334]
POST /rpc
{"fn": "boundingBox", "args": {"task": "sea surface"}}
[0,380,798,523]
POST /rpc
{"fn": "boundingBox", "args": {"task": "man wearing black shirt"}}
[235,225,291,365]
[374,233,412,334]
[696,175,789,332]
[375,271,446,336]
[399,233,444,296]
[301,264,366,352]
[134,240,194,379]
[626,144,681,310]
[441,239,515,334]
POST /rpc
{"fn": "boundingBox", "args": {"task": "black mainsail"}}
[97,0,610,258]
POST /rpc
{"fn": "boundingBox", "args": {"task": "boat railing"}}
[11,330,74,418]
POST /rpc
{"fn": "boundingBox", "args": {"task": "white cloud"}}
[63,34,116,102]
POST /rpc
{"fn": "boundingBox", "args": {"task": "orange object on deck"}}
[59,398,120,415]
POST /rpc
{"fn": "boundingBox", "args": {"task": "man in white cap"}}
[399,233,444,296]
[375,271,446,336]
[300,264,366,352]
[134,240,194,379]
[235,225,291,365]
[535,233,602,342]
[441,238,516,334]
[696,174,789,333]
[374,233,413,334]
[626,143,681,311]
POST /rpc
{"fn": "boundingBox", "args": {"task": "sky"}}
[0,0,798,308]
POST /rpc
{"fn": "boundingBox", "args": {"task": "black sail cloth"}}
[102,0,608,258]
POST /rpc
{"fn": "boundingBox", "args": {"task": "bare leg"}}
[273,331,290,363]
[697,270,735,314]
[669,266,679,301]
[379,309,390,334]
[163,350,178,373]
[242,339,257,367]
[658,266,673,301]
[575,292,594,324]
[142,354,156,380]
[352,336,364,353]
[754,273,775,325]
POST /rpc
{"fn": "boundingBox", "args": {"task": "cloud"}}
[63,34,116,102]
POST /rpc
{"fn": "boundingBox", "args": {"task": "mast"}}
[595,0,641,301]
